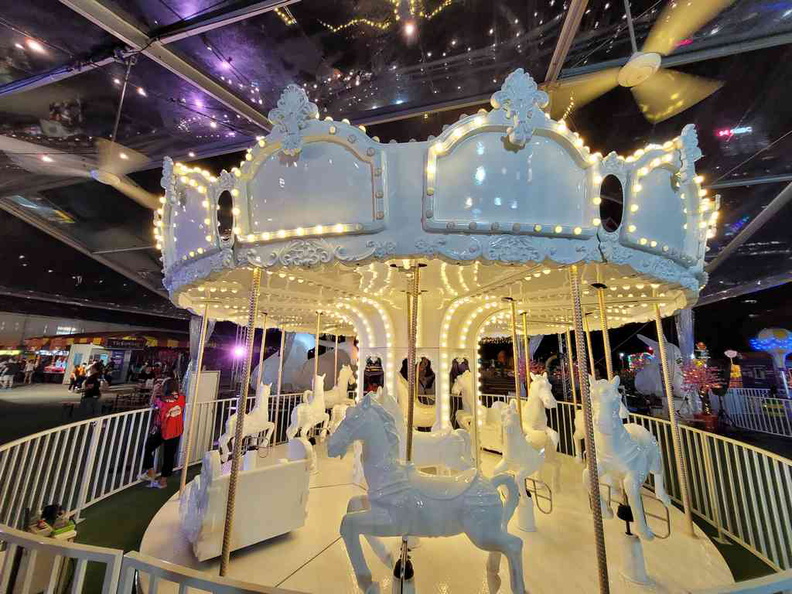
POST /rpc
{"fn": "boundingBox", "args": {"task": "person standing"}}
[24,359,35,385]
[1,359,19,390]
[80,369,102,416]
[139,378,185,489]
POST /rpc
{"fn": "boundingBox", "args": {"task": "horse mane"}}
[367,400,401,454]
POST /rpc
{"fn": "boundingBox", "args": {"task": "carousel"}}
[142,68,731,593]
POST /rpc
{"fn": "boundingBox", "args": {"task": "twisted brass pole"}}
[654,304,695,536]
[595,285,614,380]
[504,297,523,431]
[521,311,531,398]
[334,333,339,387]
[565,329,578,408]
[584,313,596,377]
[313,311,323,386]
[220,268,262,576]
[405,265,421,461]
[570,265,610,593]
[179,301,210,496]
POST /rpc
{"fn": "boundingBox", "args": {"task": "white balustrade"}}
[723,389,792,438]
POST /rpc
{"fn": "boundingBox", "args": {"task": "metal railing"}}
[723,389,792,438]
[548,401,792,572]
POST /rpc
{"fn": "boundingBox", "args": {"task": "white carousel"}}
[141,68,733,593]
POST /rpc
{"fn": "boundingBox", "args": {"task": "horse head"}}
[529,372,557,409]
[312,374,326,397]
[340,365,355,387]
[589,375,628,434]
[327,392,399,461]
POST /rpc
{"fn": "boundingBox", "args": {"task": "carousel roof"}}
[0,0,790,334]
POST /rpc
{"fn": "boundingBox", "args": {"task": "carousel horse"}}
[326,365,357,434]
[452,370,507,451]
[327,393,526,594]
[523,372,562,490]
[376,387,473,472]
[396,373,436,429]
[585,375,671,540]
[634,334,685,400]
[493,400,544,500]
[286,375,330,440]
[218,383,275,463]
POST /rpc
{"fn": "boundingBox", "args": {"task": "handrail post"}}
[701,435,729,545]
[73,419,103,523]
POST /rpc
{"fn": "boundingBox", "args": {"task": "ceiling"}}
[0,0,791,333]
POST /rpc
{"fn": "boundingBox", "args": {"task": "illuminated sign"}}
[716,126,753,138]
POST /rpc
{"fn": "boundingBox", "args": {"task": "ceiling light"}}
[40,155,53,163]
[404,21,416,36]
[26,39,45,53]
[119,152,128,160]
[137,87,146,96]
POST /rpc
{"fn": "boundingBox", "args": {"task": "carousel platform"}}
[140,443,732,593]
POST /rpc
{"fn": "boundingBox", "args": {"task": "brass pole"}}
[313,311,323,388]
[595,285,614,379]
[179,302,210,496]
[256,322,267,386]
[570,265,610,593]
[584,314,596,378]
[654,303,695,536]
[504,297,524,432]
[220,269,262,576]
[334,333,339,387]
[405,265,421,461]
[565,329,579,408]
[521,311,531,398]
[273,328,287,448]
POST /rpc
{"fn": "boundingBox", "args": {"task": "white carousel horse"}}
[286,375,330,440]
[326,365,357,434]
[376,387,473,472]
[523,372,562,490]
[452,370,508,452]
[493,400,544,500]
[218,383,275,463]
[327,393,526,594]
[396,373,436,429]
[585,375,671,541]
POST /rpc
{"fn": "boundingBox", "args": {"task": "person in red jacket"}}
[139,378,185,489]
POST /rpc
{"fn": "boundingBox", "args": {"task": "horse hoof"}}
[640,528,655,541]
[485,571,502,593]
[364,581,381,594]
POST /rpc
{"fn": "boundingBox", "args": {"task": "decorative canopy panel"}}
[156,68,715,338]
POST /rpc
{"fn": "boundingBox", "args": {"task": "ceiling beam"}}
[695,271,792,307]
[58,0,271,130]
[706,173,792,190]
[545,0,589,83]
[705,181,792,273]
[0,286,188,320]
[0,197,169,298]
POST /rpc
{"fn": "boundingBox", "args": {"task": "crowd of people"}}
[0,357,49,389]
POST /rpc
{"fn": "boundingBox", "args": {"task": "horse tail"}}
[546,427,560,450]
[286,405,299,440]
[490,473,520,530]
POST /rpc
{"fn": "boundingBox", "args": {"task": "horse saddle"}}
[407,465,478,500]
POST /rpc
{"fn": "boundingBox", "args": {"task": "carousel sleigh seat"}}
[179,444,311,561]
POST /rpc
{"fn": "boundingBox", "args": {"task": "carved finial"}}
[679,124,702,183]
[267,84,319,156]
[490,68,549,147]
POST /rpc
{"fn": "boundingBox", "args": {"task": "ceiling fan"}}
[0,57,159,209]
[547,0,734,123]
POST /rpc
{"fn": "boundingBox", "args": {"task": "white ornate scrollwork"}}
[217,170,236,192]
[267,84,319,156]
[678,124,702,184]
[490,68,549,148]
[485,236,541,262]
[416,238,482,260]
[164,247,235,294]
[600,151,627,181]
[265,239,337,267]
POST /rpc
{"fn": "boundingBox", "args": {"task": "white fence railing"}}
[548,401,792,572]
[723,389,792,438]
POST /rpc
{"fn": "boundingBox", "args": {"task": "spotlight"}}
[232,345,246,359]
[26,39,45,53]
[403,20,416,37]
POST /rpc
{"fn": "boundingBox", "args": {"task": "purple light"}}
[232,345,246,359]
[221,60,232,70]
